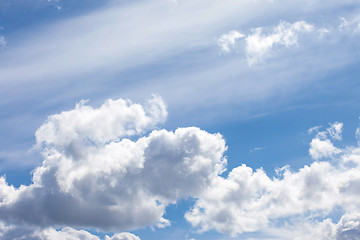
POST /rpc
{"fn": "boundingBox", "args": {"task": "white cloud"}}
[327,122,343,140]
[335,213,360,240]
[245,21,314,65]
[105,232,141,240]
[0,96,227,232]
[218,30,245,52]
[185,121,360,238]
[2,96,360,239]
[308,122,343,159]
[309,138,341,160]
[255,213,360,240]
[35,95,167,150]
[218,21,316,65]
[0,223,140,240]
[34,227,101,240]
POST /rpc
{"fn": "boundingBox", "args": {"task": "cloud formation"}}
[0,95,360,239]
[185,121,360,239]
[309,122,342,160]
[245,21,314,65]
[219,21,315,65]
[0,96,227,236]
[0,223,140,240]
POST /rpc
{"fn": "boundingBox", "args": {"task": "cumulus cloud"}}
[309,122,343,159]
[309,138,341,159]
[336,213,360,240]
[35,95,167,149]
[3,95,360,240]
[0,223,140,240]
[185,121,360,239]
[0,96,227,234]
[105,232,141,240]
[259,213,360,240]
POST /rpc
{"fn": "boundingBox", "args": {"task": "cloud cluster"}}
[0,223,140,240]
[219,21,315,65]
[185,121,360,239]
[2,95,360,239]
[0,96,227,237]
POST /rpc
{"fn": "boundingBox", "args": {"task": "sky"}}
[0,0,360,239]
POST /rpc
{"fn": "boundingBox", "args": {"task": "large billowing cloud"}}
[0,96,227,237]
[185,122,360,239]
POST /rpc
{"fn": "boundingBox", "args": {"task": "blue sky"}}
[0,0,360,239]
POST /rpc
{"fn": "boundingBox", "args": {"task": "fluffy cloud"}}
[309,122,343,159]
[35,95,167,149]
[0,223,140,240]
[105,232,141,240]
[219,21,315,65]
[0,96,227,234]
[309,138,341,159]
[336,213,360,240]
[2,95,360,240]
[185,121,360,239]
[245,21,314,65]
